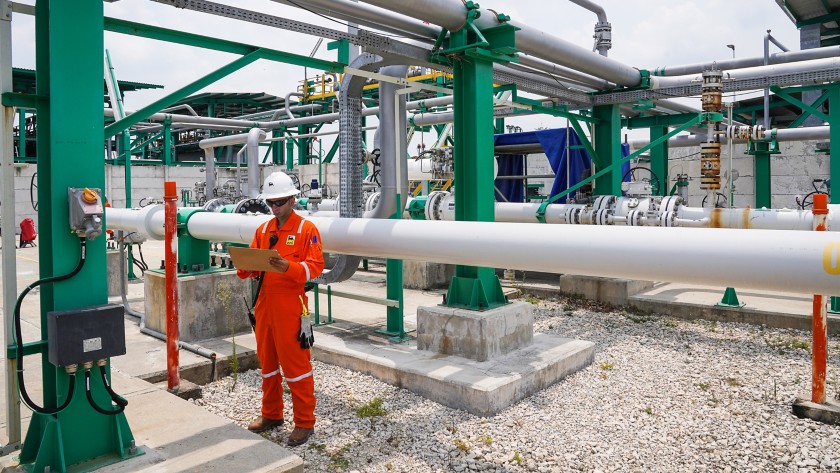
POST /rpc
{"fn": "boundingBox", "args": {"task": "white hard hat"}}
[259,172,300,200]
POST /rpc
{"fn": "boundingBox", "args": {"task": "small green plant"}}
[385,463,393,471]
[309,443,327,452]
[355,397,387,418]
[329,451,350,470]
[662,319,678,328]
[454,438,470,452]
[767,337,810,351]
[479,434,492,445]
[725,377,742,387]
[599,361,615,371]
[283,385,291,394]
[524,295,540,305]
[709,321,718,332]
[512,452,522,465]
[696,382,710,391]
[642,406,653,415]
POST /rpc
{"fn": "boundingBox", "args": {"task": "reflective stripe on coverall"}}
[237,212,324,427]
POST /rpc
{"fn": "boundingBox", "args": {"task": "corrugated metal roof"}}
[11,67,163,95]
[172,92,290,119]
[775,0,840,27]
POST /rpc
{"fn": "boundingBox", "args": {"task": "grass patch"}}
[523,295,540,305]
[479,434,492,445]
[453,439,470,452]
[767,337,810,351]
[512,452,522,465]
[355,397,387,418]
[696,382,710,391]
[599,361,615,371]
[725,377,742,387]
[642,406,653,415]
[662,319,678,328]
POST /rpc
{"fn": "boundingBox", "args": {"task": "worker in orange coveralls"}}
[237,171,324,447]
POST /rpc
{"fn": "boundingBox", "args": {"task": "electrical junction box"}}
[68,187,104,239]
[47,304,126,367]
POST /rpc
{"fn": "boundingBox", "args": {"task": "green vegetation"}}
[454,438,470,452]
[355,397,387,418]
[599,361,615,371]
[696,382,710,391]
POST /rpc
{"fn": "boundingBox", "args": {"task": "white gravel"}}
[198,297,840,472]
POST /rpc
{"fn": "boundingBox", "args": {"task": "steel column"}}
[753,140,772,208]
[831,86,840,197]
[649,126,668,196]
[592,104,622,196]
[447,45,506,310]
[20,2,137,471]
[1,0,21,454]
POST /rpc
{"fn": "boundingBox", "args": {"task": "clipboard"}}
[228,246,281,272]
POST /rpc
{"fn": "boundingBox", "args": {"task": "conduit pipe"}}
[649,45,840,77]
[764,30,789,130]
[649,57,840,90]
[117,231,217,371]
[567,0,611,56]
[352,0,642,86]
[432,199,840,230]
[371,65,411,218]
[105,209,840,296]
[284,92,306,120]
[199,130,266,199]
[628,125,830,149]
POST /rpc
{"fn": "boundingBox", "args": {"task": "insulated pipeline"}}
[106,209,840,296]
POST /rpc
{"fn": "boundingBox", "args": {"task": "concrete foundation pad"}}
[403,261,453,290]
[0,370,302,473]
[313,330,594,417]
[559,275,653,306]
[417,302,534,361]
[792,396,840,425]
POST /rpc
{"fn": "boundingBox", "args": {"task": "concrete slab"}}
[0,370,302,473]
[417,302,534,361]
[792,397,840,425]
[313,324,594,417]
[559,275,654,306]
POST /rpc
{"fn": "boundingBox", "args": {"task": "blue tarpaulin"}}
[494,128,629,203]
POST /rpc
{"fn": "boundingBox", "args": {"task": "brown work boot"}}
[247,416,284,432]
[286,426,314,446]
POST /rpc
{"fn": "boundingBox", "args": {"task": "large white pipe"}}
[649,46,840,77]
[105,208,840,296]
[107,208,840,296]
[650,57,840,90]
[629,126,830,149]
[352,0,642,86]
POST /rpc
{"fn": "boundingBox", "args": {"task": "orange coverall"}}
[237,212,324,428]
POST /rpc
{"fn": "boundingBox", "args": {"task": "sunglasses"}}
[267,197,294,207]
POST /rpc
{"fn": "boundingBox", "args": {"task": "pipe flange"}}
[594,209,613,225]
[659,211,677,227]
[564,206,582,224]
[425,191,449,221]
[365,192,381,212]
[626,209,643,226]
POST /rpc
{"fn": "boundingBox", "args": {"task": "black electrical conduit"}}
[117,232,218,382]
[84,363,128,416]
[13,238,87,414]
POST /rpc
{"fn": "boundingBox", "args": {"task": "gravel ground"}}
[198,296,840,472]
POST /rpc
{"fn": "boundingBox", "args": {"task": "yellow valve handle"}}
[81,188,99,204]
[298,295,309,317]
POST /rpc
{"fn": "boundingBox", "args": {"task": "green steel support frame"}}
[21,3,139,471]
[592,104,623,196]
[439,13,516,310]
[649,127,668,197]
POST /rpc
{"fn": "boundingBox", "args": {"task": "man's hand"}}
[268,256,289,273]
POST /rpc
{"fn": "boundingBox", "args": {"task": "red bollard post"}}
[164,181,180,391]
[811,193,828,404]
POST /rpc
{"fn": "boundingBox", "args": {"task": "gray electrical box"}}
[68,187,104,240]
[47,304,126,367]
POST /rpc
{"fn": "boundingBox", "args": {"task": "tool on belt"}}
[298,295,314,349]
[243,234,279,331]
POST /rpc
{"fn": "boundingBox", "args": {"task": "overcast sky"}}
[9,0,803,140]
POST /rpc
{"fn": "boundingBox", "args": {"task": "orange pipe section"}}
[811,193,828,404]
[164,181,180,390]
